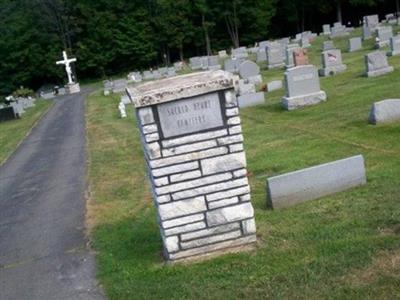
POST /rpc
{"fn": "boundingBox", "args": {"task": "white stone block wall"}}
[136,89,256,261]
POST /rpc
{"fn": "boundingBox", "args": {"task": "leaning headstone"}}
[127,70,257,262]
[293,48,309,66]
[388,35,400,56]
[375,26,393,48]
[323,40,335,51]
[319,49,347,76]
[282,65,327,110]
[365,51,394,77]
[267,155,366,209]
[349,37,362,52]
[369,99,400,124]
[267,42,285,69]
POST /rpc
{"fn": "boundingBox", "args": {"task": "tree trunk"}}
[179,45,184,62]
[233,1,239,48]
[396,0,400,15]
[202,14,212,56]
[336,0,342,24]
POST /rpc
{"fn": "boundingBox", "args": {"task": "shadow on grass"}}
[93,208,163,268]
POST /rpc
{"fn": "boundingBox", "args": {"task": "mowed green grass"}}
[86,26,400,299]
[0,99,52,164]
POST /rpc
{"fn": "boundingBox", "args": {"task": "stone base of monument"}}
[366,66,394,77]
[268,62,285,70]
[387,50,400,57]
[65,83,80,94]
[247,75,263,85]
[319,64,347,77]
[282,91,327,111]
[369,99,400,125]
[238,92,265,108]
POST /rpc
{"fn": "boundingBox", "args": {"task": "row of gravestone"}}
[0,97,36,123]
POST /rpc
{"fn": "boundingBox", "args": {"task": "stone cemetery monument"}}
[267,155,366,209]
[128,72,142,83]
[0,106,17,123]
[319,49,347,76]
[266,80,283,92]
[118,102,127,118]
[267,42,285,69]
[282,65,327,110]
[362,24,372,40]
[322,24,331,35]
[369,99,400,124]
[127,70,257,262]
[364,15,379,30]
[189,57,202,70]
[323,41,335,51]
[237,61,264,108]
[349,37,362,52]
[375,26,393,48]
[385,13,397,24]
[239,60,262,85]
[286,44,301,68]
[388,35,400,56]
[365,51,394,77]
[232,47,248,59]
[331,23,349,38]
[256,49,267,63]
[218,50,228,58]
[300,37,310,48]
[293,48,309,66]
[224,58,244,74]
[143,70,155,81]
[112,79,128,94]
[56,51,80,94]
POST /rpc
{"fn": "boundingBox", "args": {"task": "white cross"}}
[56,51,77,85]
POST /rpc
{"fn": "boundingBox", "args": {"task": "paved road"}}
[0,91,104,300]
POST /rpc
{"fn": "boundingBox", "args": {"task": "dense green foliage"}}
[0,0,397,96]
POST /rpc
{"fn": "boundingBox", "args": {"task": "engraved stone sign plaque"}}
[157,93,224,138]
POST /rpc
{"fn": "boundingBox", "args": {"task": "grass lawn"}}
[0,99,52,164]
[86,26,400,299]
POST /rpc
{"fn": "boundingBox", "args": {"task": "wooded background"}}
[0,0,398,97]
